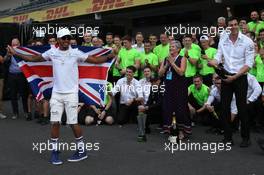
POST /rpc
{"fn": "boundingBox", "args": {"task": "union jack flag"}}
[14,45,114,107]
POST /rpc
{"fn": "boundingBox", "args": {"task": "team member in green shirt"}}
[255,48,264,87]
[188,75,210,125]
[153,33,169,65]
[139,41,159,78]
[149,34,158,51]
[104,32,115,49]
[180,34,201,86]
[198,35,217,86]
[247,11,260,33]
[114,35,141,80]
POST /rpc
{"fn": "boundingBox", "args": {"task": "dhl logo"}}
[89,0,133,12]
[13,15,29,23]
[45,6,72,20]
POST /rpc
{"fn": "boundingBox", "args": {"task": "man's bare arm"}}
[85,48,117,64]
[7,45,45,62]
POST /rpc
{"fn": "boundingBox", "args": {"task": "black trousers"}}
[221,75,249,140]
[118,104,138,125]
[146,106,163,127]
[188,93,210,125]
[247,98,264,127]
[8,73,28,114]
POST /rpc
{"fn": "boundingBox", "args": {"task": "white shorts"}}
[50,92,79,125]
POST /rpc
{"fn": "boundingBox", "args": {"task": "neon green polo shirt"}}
[192,43,201,54]
[180,48,200,77]
[113,47,140,77]
[199,47,217,76]
[82,42,93,46]
[139,51,159,78]
[104,82,113,105]
[255,21,264,36]
[153,43,169,62]
[248,21,258,32]
[255,54,264,82]
[140,52,159,66]
[188,84,209,106]
[249,66,257,77]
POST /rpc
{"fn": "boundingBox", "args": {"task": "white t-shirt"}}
[132,44,144,53]
[42,47,88,93]
[139,78,151,104]
[112,77,143,104]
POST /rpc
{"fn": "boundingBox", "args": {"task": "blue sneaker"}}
[67,150,87,162]
[50,151,63,165]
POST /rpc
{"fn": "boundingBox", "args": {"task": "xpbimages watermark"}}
[32,140,100,153]
[98,83,165,94]
[32,24,100,38]
[164,24,231,37]
[164,140,232,154]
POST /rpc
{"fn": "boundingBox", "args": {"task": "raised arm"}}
[7,45,45,62]
[85,48,117,64]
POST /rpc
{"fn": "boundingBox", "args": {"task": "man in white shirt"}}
[137,66,152,141]
[208,17,255,147]
[112,66,143,127]
[7,28,115,165]
[132,32,144,53]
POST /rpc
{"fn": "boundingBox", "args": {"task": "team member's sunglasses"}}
[61,35,72,40]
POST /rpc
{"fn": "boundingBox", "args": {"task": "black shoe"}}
[137,135,143,142]
[256,138,264,151]
[26,113,32,121]
[137,135,147,142]
[142,135,147,142]
[222,138,234,146]
[240,139,251,148]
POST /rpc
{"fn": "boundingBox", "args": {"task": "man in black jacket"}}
[144,75,164,133]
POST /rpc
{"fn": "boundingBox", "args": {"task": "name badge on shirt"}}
[166,71,172,80]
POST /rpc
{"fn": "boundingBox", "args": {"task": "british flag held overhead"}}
[14,45,114,107]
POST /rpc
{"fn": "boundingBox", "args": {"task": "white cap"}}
[57,28,71,38]
[200,35,209,41]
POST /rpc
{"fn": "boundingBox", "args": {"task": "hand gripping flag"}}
[14,45,114,107]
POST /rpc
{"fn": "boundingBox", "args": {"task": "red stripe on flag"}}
[18,47,39,56]
[20,64,53,78]
[79,85,100,104]
[78,66,108,79]
[92,49,109,57]
[39,81,52,88]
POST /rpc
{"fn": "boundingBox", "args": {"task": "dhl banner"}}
[0,0,168,23]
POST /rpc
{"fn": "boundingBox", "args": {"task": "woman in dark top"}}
[159,41,191,139]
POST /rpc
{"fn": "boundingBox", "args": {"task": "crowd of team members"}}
[1,9,264,143]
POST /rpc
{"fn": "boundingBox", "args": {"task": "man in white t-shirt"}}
[7,28,115,165]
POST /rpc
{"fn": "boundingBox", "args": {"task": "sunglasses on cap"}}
[61,35,72,40]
